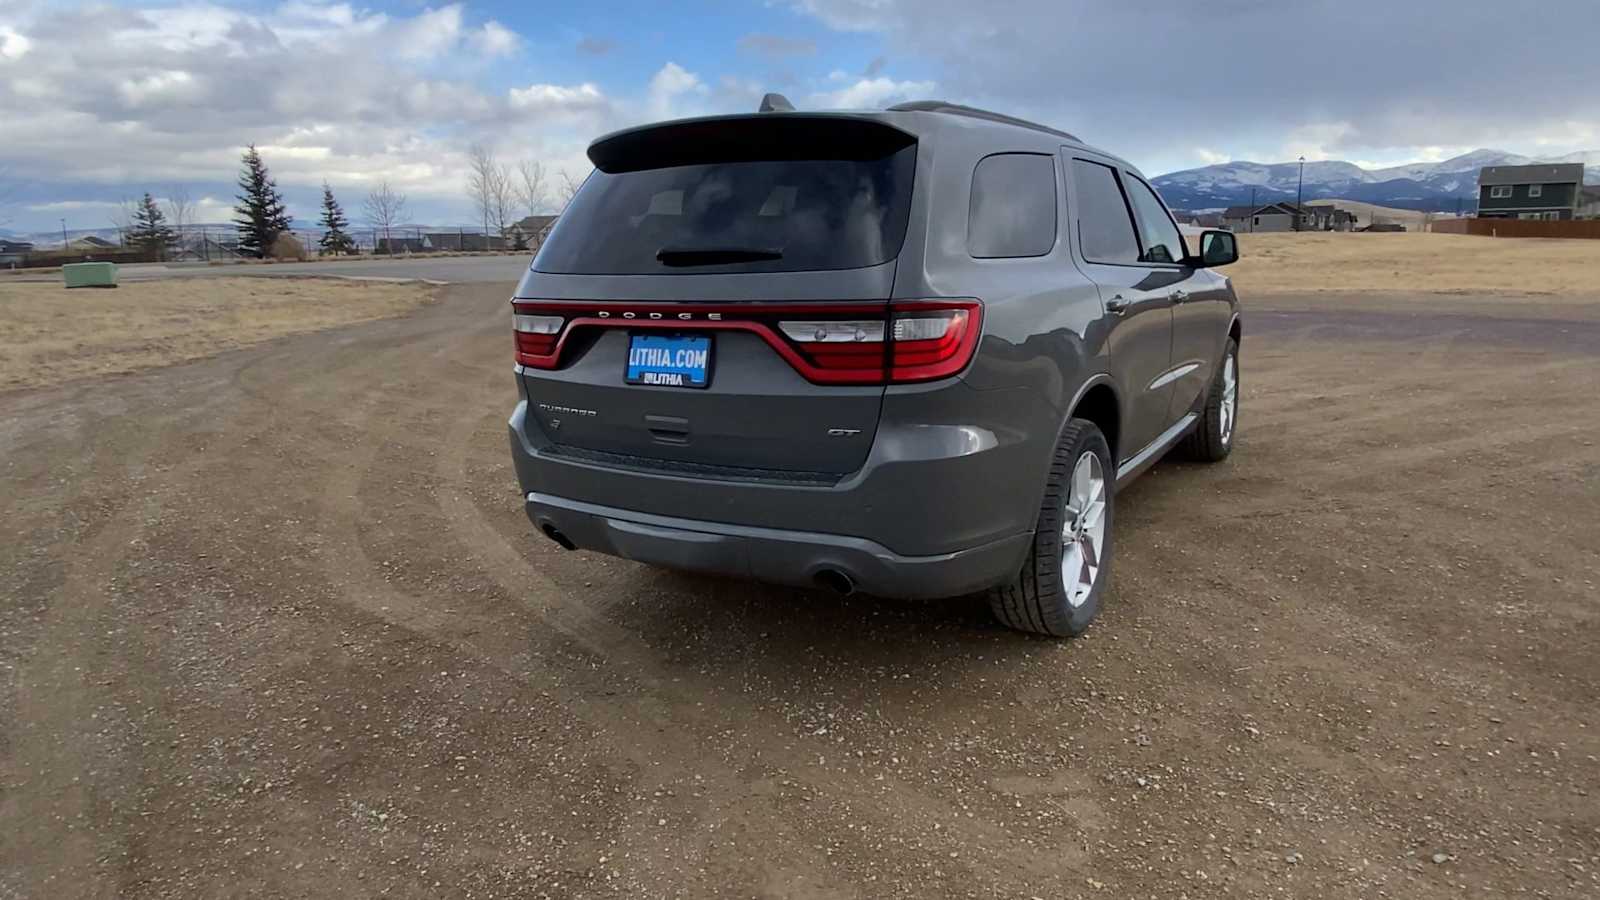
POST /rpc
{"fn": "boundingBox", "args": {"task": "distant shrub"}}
[270,233,307,261]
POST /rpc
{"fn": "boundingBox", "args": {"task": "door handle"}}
[1170,289,1191,303]
[1104,294,1132,315]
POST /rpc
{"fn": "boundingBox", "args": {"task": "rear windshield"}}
[534,144,917,275]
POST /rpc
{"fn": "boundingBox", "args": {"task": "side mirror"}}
[1194,229,1238,268]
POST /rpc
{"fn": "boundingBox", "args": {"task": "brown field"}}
[1224,231,1600,297]
[4,283,1597,898]
[0,277,435,391]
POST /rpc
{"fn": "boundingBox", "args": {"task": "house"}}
[1220,202,1302,233]
[0,239,34,266]
[1303,204,1357,231]
[510,214,559,250]
[67,235,117,252]
[1476,164,1586,221]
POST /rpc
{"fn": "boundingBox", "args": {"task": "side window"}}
[1070,159,1140,265]
[1123,176,1186,265]
[968,153,1057,258]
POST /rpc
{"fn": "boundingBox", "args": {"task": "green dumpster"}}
[63,262,118,289]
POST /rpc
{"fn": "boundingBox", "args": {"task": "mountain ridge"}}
[1154,149,1600,212]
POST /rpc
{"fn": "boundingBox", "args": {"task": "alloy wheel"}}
[1060,451,1108,608]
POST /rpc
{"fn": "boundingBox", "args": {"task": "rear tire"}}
[1178,338,1238,462]
[988,419,1114,637]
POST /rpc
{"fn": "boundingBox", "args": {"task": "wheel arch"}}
[1064,374,1122,463]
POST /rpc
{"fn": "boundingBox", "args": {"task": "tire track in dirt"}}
[3,296,467,898]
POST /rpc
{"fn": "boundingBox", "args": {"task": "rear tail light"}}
[775,303,980,383]
[513,313,563,367]
[510,298,982,383]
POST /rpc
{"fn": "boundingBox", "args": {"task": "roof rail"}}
[887,100,1079,142]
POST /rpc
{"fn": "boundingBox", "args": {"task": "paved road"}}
[4,253,532,284]
[2,287,1597,898]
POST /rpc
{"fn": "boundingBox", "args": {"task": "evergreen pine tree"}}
[129,192,176,260]
[232,144,291,258]
[317,182,355,256]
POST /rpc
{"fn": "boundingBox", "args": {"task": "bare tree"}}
[109,196,139,247]
[166,185,196,253]
[363,181,408,254]
[513,159,548,219]
[466,144,514,243]
[556,169,586,212]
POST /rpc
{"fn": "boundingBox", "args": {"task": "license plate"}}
[625,333,712,388]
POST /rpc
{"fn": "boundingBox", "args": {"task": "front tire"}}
[1178,337,1239,462]
[988,419,1114,637]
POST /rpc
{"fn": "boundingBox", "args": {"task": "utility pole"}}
[1295,156,1306,231]
[1249,187,1257,233]
[60,218,68,249]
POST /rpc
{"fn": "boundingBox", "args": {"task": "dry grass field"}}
[5,283,1598,899]
[0,277,435,391]
[1224,231,1600,297]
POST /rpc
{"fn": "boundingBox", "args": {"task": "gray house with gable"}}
[1476,164,1585,220]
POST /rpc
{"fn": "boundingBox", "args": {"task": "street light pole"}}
[1296,156,1306,231]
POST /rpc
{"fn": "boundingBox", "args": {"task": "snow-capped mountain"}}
[1154,149,1599,212]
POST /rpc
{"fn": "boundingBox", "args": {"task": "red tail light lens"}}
[513,312,563,367]
[510,299,982,383]
[888,304,979,382]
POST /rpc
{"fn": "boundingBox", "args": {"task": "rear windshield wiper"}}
[655,246,783,267]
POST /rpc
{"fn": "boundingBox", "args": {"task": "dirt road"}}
[3,285,1597,899]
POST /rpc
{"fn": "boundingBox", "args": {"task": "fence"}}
[6,247,160,269]
[1430,218,1600,240]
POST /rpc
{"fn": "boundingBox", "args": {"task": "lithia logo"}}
[595,310,723,320]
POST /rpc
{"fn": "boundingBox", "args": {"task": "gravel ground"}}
[2,284,1597,899]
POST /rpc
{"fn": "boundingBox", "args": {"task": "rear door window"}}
[534,147,917,275]
[968,153,1057,258]
[1123,176,1186,264]
[1070,159,1141,265]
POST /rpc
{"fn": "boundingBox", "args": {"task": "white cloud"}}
[808,76,934,109]
[26,200,126,212]
[0,26,31,60]
[0,0,616,221]
[792,0,1600,172]
[391,4,465,60]
[508,82,607,114]
[1194,148,1230,165]
[790,0,898,32]
[1280,122,1357,163]
[472,20,520,58]
[118,70,203,108]
[647,62,707,119]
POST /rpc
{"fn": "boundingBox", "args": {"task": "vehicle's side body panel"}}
[1060,152,1176,461]
[884,123,1107,549]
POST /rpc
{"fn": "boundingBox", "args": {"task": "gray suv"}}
[508,98,1241,636]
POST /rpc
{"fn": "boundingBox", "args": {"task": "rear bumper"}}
[526,492,1032,599]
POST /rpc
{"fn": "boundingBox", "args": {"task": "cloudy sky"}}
[2,0,1596,232]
